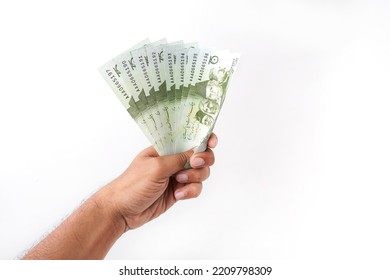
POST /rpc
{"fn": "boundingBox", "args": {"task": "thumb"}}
[156,149,194,176]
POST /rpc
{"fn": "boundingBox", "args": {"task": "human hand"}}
[96,134,218,232]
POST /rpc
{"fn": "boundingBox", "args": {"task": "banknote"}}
[99,39,239,157]
[130,40,171,151]
[98,39,164,155]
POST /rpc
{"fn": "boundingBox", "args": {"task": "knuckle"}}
[193,186,202,198]
[206,149,215,166]
[150,158,164,175]
[189,183,202,198]
[194,168,210,182]
[204,167,211,180]
[177,152,188,167]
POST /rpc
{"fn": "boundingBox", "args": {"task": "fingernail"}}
[176,173,188,183]
[191,157,205,168]
[175,191,186,200]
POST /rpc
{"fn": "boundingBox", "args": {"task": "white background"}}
[0,0,389,267]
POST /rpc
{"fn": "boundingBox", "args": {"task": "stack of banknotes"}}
[99,39,239,156]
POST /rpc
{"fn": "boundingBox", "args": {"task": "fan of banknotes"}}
[99,39,239,156]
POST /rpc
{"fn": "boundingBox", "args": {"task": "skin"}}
[22,134,218,260]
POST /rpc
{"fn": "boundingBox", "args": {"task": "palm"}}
[118,173,184,230]
[111,133,216,231]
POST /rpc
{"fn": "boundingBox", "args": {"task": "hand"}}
[22,135,218,260]
[97,133,218,232]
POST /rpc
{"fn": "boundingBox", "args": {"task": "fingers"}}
[187,133,217,168]
[141,145,160,157]
[154,149,194,176]
[175,167,210,183]
[174,182,203,201]
[174,167,210,201]
[190,148,215,168]
[141,133,217,177]
[170,141,216,201]
[207,133,218,149]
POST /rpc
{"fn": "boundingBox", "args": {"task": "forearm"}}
[22,187,126,260]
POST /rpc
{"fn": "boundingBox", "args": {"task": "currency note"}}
[130,40,172,154]
[99,39,240,158]
[99,40,165,154]
[179,51,239,153]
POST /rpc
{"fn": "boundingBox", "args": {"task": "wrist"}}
[91,185,128,237]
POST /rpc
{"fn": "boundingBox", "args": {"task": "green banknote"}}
[99,39,239,156]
